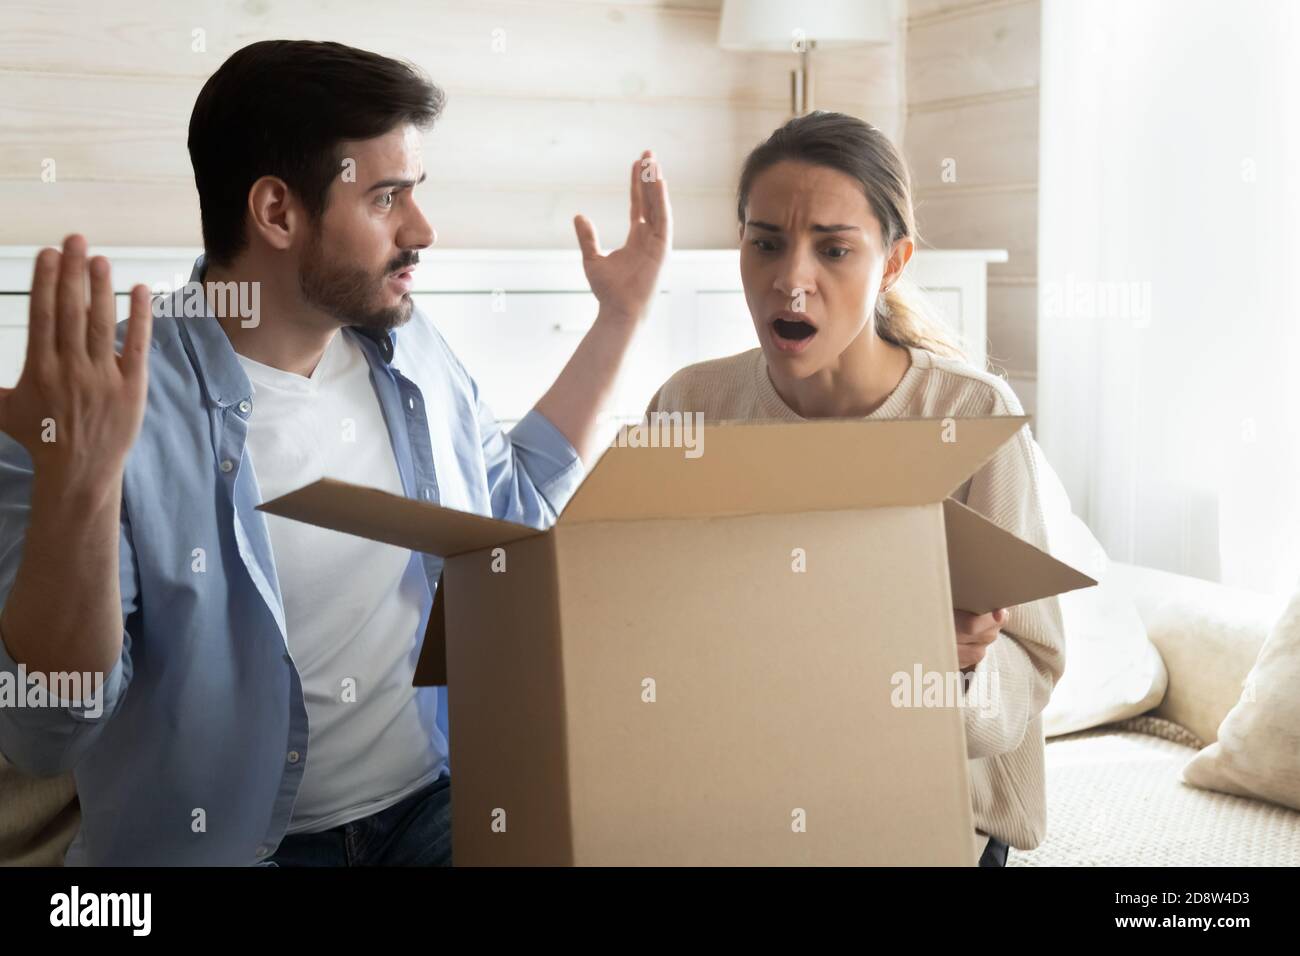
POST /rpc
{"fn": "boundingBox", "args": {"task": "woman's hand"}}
[954,607,1008,673]
[573,149,673,325]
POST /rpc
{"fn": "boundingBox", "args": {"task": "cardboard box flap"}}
[415,572,447,687]
[409,498,1099,688]
[942,497,1097,614]
[258,477,542,557]
[560,415,1031,523]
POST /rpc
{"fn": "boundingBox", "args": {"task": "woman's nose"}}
[774,248,817,300]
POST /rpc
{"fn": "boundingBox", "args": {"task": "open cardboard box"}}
[260,415,1095,865]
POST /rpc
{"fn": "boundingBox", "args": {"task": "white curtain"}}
[1038,0,1300,595]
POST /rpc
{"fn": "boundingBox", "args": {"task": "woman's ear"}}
[246,175,297,254]
[881,237,915,291]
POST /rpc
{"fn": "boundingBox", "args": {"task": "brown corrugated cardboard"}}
[260,415,1095,865]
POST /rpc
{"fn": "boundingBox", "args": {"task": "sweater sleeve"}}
[956,407,1067,761]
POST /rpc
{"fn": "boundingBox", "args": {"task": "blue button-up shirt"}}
[0,256,585,865]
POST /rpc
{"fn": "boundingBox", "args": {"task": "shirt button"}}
[287,750,301,764]
[220,459,234,473]
[238,400,252,413]
[423,488,435,500]
[407,396,415,410]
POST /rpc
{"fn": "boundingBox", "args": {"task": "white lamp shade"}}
[718,0,893,51]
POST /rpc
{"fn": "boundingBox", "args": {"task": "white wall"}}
[0,0,905,251]
[902,0,1040,411]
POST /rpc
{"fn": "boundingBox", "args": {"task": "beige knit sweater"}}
[646,345,1067,857]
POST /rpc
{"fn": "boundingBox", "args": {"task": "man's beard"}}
[298,231,415,332]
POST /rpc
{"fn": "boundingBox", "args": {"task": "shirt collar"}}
[348,324,397,364]
[176,254,252,408]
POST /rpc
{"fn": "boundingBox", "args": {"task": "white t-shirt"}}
[236,330,444,834]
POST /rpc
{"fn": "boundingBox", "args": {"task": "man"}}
[0,39,671,866]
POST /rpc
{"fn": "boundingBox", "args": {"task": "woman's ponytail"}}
[876,275,967,361]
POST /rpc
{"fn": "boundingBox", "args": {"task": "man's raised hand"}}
[0,235,153,501]
[572,149,673,325]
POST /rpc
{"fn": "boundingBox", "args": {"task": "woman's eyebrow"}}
[364,171,428,192]
[745,220,858,233]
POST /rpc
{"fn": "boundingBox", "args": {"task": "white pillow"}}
[1182,581,1300,811]
[1031,440,1168,737]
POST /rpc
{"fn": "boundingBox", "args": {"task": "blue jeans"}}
[979,835,1009,867]
[263,773,452,866]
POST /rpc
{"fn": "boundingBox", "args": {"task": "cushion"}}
[1033,441,1167,736]
[1111,561,1287,746]
[1183,580,1300,811]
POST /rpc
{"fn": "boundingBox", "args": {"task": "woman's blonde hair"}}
[736,110,967,362]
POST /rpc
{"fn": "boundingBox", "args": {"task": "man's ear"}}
[882,236,915,289]
[246,175,298,254]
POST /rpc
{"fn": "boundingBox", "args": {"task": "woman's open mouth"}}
[769,312,818,354]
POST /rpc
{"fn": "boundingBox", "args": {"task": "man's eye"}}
[824,246,849,259]
[377,192,395,209]
[751,239,778,252]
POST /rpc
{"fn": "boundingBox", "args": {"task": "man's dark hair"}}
[188,40,445,266]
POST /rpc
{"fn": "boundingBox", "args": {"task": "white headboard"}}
[0,248,1005,424]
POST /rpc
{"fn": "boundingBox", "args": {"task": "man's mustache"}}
[387,253,419,274]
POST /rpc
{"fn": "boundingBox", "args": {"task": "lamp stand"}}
[791,40,816,117]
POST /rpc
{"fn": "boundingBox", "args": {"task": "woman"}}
[646,111,1065,868]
